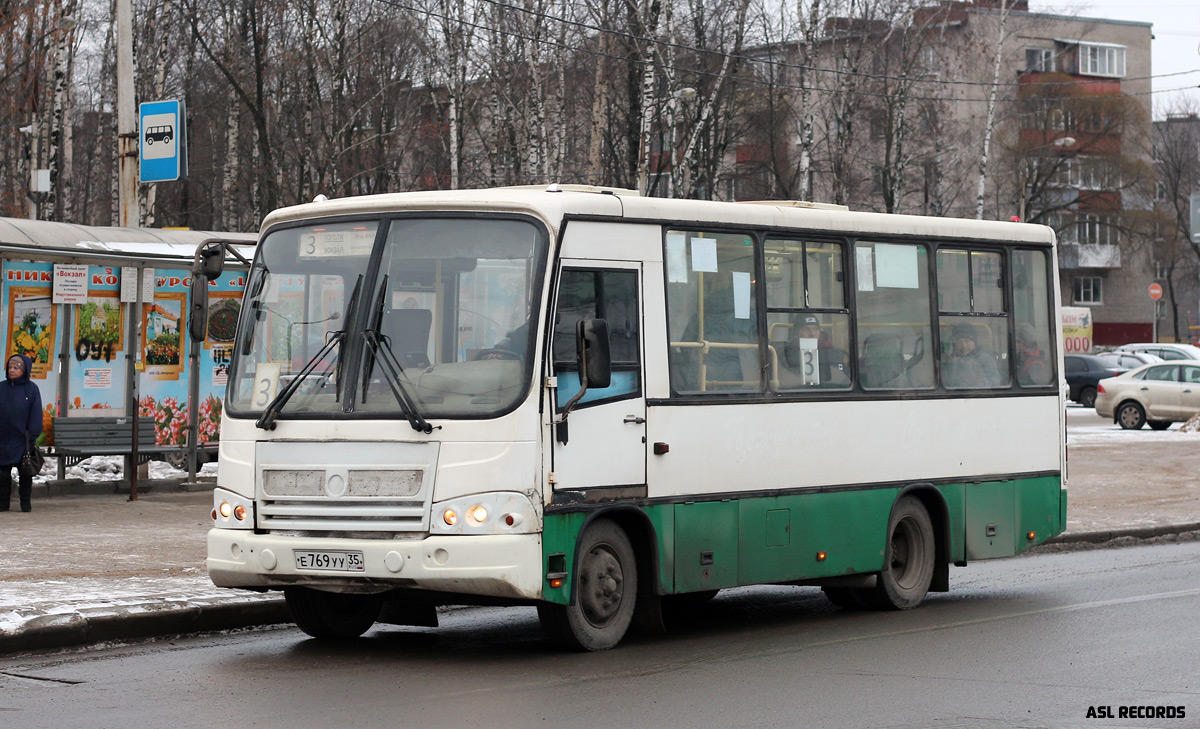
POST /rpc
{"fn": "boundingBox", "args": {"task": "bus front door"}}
[549,262,646,490]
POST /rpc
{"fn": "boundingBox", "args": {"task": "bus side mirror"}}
[188,242,227,343]
[578,318,611,389]
[188,268,210,343]
[199,244,225,281]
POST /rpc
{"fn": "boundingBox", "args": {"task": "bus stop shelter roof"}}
[0,217,256,265]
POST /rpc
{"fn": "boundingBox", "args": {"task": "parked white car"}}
[1113,342,1200,361]
[1094,359,1200,429]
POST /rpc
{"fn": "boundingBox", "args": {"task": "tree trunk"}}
[974,0,1013,220]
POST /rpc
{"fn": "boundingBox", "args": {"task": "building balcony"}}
[1059,243,1120,269]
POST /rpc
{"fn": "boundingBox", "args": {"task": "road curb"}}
[1048,522,1200,544]
[0,598,290,656]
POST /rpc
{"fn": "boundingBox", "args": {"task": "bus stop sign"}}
[139,99,187,183]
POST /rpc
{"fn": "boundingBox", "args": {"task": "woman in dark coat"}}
[0,354,43,512]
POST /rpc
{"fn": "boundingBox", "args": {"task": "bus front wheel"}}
[538,519,637,651]
[285,587,383,639]
[871,496,935,610]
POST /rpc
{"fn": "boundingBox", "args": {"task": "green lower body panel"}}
[541,476,1064,602]
[964,476,1064,560]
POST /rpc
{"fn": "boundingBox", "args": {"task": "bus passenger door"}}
[549,263,646,490]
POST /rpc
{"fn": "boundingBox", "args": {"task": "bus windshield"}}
[227,216,546,421]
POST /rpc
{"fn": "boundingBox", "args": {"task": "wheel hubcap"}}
[578,544,624,627]
[890,517,923,590]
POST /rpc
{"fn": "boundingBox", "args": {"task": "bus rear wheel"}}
[538,519,637,651]
[285,587,383,639]
[870,496,935,610]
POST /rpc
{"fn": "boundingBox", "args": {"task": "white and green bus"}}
[198,185,1066,650]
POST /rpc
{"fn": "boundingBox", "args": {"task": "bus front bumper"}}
[207,529,544,601]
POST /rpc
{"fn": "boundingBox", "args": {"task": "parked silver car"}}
[1094,360,1200,429]
[1094,351,1162,370]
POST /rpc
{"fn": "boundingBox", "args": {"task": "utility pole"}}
[116,0,138,227]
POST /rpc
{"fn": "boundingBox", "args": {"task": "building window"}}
[1057,157,1104,190]
[1074,276,1103,304]
[1079,43,1125,78]
[921,47,940,78]
[1078,213,1118,246]
[1026,48,1053,72]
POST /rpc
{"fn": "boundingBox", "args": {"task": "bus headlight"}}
[212,487,254,530]
[431,492,539,535]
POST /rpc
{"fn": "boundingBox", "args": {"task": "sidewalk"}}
[2,420,1198,655]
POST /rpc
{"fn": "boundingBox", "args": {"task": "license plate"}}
[294,550,365,572]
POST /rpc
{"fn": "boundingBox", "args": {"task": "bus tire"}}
[285,587,383,639]
[537,519,637,651]
[870,496,935,610]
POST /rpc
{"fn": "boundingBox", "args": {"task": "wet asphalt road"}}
[2,541,1198,729]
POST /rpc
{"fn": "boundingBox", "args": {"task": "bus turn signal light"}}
[1027,531,1036,541]
[234,505,247,521]
[219,502,233,518]
[816,551,827,562]
[442,509,458,526]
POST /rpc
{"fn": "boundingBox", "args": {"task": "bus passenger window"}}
[937,248,1010,389]
[1012,249,1055,387]
[666,231,760,394]
[764,238,851,392]
[854,241,934,390]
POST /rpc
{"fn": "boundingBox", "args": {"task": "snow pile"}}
[32,455,218,483]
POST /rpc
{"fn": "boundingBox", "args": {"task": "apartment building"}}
[734,1,1155,347]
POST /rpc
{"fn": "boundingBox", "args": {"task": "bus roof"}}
[262,186,1056,247]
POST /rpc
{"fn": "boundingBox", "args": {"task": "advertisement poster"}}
[2,260,59,445]
[1062,306,1093,354]
[137,268,246,446]
[66,266,127,416]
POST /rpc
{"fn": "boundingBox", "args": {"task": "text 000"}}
[294,550,365,571]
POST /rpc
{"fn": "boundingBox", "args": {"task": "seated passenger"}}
[784,314,849,387]
[1015,323,1052,386]
[942,323,1000,388]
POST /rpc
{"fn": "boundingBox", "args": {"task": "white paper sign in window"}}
[666,233,688,283]
[856,248,875,292]
[733,271,751,319]
[691,238,718,273]
[796,337,820,385]
[875,243,919,289]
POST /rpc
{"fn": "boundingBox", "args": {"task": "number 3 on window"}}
[253,363,281,407]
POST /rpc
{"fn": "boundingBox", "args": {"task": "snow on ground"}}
[31,455,219,483]
[1065,404,1200,445]
[0,456,231,639]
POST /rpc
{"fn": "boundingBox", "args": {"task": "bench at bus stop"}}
[48,416,172,481]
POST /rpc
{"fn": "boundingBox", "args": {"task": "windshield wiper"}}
[361,275,389,403]
[255,331,342,430]
[362,329,437,434]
